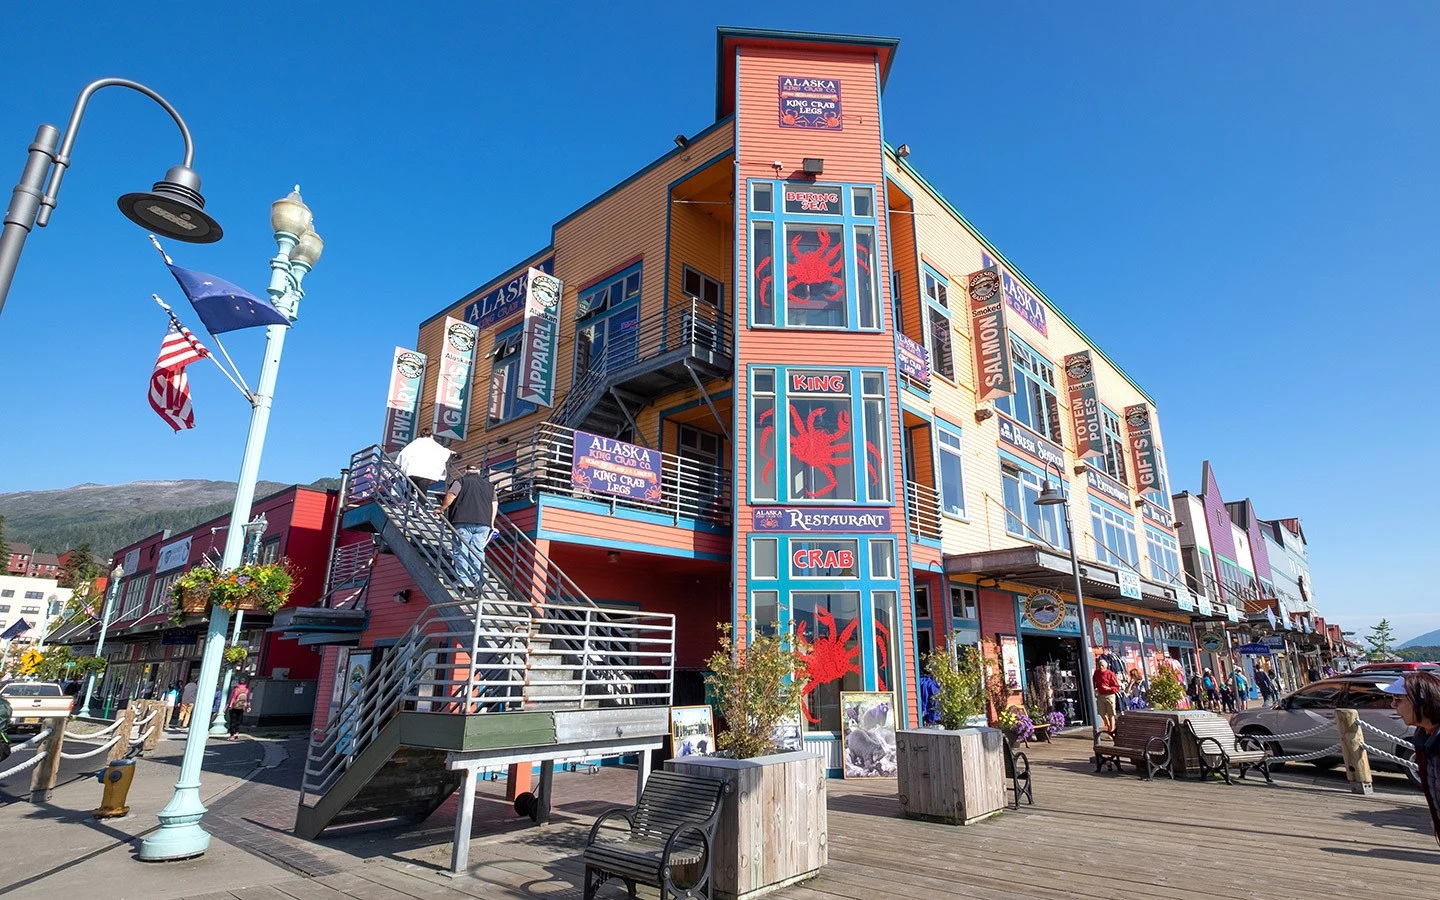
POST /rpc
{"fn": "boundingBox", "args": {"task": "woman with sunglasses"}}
[1386,671,1440,845]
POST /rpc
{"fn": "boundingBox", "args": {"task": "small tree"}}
[704,624,805,759]
[0,514,9,568]
[1144,664,1185,709]
[923,646,989,729]
[1365,619,1396,660]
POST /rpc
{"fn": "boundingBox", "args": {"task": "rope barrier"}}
[8,727,53,751]
[0,750,47,780]
[1257,722,1336,743]
[1268,743,1343,763]
[59,734,122,759]
[1360,743,1419,771]
[65,719,124,741]
[130,710,157,727]
[1355,719,1408,746]
[131,727,156,745]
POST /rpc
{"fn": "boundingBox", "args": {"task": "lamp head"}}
[290,228,324,268]
[270,185,313,237]
[111,563,124,578]
[1034,481,1067,506]
[117,165,222,243]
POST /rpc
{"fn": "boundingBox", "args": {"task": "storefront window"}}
[788,390,855,500]
[874,590,900,695]
[752,590,779,637]
[1001,462,1069,550]
[488,328,537,425]
[792,590,862,731]
[752,538,778,579]
[789,539,860,578]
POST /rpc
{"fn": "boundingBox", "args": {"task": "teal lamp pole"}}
[79,562,124,718]
[140,188,321,862]
[209,515,267,735]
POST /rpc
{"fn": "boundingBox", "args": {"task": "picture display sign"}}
[967,266,1014,402]
[777,76,843,130]
[431,317,479,441]
[999,635,1021,689]
[670,705,716,757]
[382,347,427,453]
[463,258,555,329]
[840,691,897,778]
[751,507,892,533]
[783,183,844,215]
[1064,351,1104,460]
[895,333,930,386]
[517,267,563,407]
[1124,404,1164,494]
[155,536,193,574]
[570,430,662,502]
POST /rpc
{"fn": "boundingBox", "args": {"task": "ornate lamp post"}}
[210,514,268,734]
[0,78,222,318]
[79,563,124,718]
[1034,463,1102,739]
[139,188,321,862]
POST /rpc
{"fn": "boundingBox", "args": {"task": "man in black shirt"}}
[440,463,497,588]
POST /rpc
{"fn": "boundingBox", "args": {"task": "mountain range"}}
[1399,628,1440,649]
[0,478,339,558]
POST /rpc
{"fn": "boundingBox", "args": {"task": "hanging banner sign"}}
[751,507,892,533]
[431,317,479,441]
[1064,351,1104,459]
[895,333,930,387]
[1124,403,1163,494]
[571,430,663,503]
[382,347,428,453]
[517,268,563,407]
[463,258,555,329]
[999,635,1021,689]
[155,536,193,574]
[777,76,843,131]
[967,266,1013,402]
[1118,570,1143,600]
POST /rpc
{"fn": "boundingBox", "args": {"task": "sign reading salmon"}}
[967,266,1013,402]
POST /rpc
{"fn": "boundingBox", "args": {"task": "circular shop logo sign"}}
[446,322,476,353]
[1065,355,1092,381]
[1126,407,1149,430]
[967,268,1000,304]
[530,273,562,311]
[1023,590,1066,630]
[1200,632,1223,653]
[394,351,425,380]
[1091,616,1106,647]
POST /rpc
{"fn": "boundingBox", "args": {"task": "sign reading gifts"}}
[570,430,663,503]
[463,258,555,329]
[967,266,1014,402]
[1124,404,1163,494]
[777,76,843,130]
[517,268,563,407]
[896,333,930,386]
[981,252,1049,337]
[1064,351,1104,460]
[751,507,892,533]
[382,347,427,453]
[431,317,479,441]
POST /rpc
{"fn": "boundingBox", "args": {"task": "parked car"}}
[1350,662,1438,676]
[0,695,12,761]
[1230,676,1419,786]
[0,680,73,732]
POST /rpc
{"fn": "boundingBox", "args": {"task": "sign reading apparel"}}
[382,347,427,453]
[517,268,563,407]
[570,431,662,503]
[431,317,479,441]
[967,266,1013,402]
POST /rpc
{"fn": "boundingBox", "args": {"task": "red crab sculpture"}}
[794,611,894,724]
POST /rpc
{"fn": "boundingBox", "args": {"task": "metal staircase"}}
[295,445,675,839]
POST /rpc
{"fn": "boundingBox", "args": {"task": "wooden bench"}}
[1003,736,1033,808]
[1093,713,1174,780]
[1186,717,1272,784]
[584,770,730,900]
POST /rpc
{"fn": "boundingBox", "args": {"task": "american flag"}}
[149,319,210,431]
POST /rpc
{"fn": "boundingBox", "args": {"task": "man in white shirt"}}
[395,430,455,504]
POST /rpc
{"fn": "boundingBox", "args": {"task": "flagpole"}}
[79,564,124,719]
[151,295,251,400]
[140,188,321,862]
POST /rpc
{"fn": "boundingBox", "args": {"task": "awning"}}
[944,546,1188,614]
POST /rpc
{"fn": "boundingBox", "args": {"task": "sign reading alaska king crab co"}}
[778,76,843,130]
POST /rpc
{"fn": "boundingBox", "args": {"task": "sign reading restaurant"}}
[751,507,892,533]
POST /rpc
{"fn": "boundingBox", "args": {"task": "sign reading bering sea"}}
[570,430,662,503]
[751,507,892,533]
[997,416,1064,470]
[463,258,555,329]
[982,252,1049,337]
[777,76,843,130]
[783,184,843,215]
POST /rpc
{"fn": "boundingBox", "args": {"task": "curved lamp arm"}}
[36,77,196,227]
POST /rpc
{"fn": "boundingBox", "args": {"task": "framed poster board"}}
[999,634,1021,690]
[670,705,716,757]
[840,691,897,778]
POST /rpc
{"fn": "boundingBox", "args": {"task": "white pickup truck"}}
[0,681,74,731]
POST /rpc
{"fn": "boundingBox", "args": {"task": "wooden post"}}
[29,716,67,803]
[1334,709,1373,796]
[138,701,162,753]
[108,706,136,764]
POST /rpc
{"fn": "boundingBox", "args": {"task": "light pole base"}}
[137,784,212,861]
[208,718,228,737]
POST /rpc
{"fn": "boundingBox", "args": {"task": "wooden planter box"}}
[896,727,1005,825]
[177,591,210,614]
[665,750,827,900]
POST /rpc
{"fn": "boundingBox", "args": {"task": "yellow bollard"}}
[93,759,137,818]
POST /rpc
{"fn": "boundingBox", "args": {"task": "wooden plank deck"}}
[195,732,1438,900]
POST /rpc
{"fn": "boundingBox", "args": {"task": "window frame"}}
[995,336,1062,442]
[487,325,538,426]
[573,262,642,380]
[920,265,955,382]
[935,421,967,519]
[1090,500,1141,570]
[1100,405,1129,484]
[1000,457,1070,551]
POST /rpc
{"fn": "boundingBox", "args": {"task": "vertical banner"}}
[1124,404,1163,493]
[967,266,1013,402]
[431,317,479,441]
[1064,351,1104,459]
[517,268,564,407]
[382,348,428,453]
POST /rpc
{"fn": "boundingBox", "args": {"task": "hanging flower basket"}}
[177,585,212,614]
[168,560,299,623]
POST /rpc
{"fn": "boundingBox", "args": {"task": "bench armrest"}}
[1236,734,1266,755]
[661,820,713,864]
[587,807,635,847]
[1193,734,1228,761]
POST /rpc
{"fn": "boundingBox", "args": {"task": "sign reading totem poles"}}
[1064,350,1104,460]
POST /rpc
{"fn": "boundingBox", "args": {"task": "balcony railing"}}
[905,480,942,542]
[483,422,732,527]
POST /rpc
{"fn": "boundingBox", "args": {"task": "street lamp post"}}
[139,188,321,862]
[1033,463,1101,740]
[210,515,267,735]
[79,563,125,718]
[0,78,222,318]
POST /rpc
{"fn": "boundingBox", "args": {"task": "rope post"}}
[1335,709,1373,795]
[29,719,67,803]
[138,702,163,753]
[109,706,136,764]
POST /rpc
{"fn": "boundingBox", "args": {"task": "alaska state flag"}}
[168,264,290,333]
[1,618,33,640]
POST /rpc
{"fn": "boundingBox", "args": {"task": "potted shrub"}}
[170,560,298,623]
[664,624,826,900]
[896,646,1007,825]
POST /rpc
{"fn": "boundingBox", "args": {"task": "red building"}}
[7,543,60,579]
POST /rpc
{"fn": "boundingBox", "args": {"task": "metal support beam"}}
[684,360,729,441]
[609,388,646,446]
[448,766,479,876]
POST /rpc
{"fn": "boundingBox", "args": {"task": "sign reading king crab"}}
[793,609,892,725]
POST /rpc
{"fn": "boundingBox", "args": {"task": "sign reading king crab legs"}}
[569,430,663,503]
[777,76,843,130]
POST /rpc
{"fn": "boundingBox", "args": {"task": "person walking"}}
[1202,668,1219,711]
[1384,672,1440,846]
[440,463,497,588]
[1187,671,1204,710]
[226,680,251,740]
[177,676,198,728]
[1254,667,1273,706]
[163,681,180,728]
[395,429,454,505]
[1093,657,1121,733]
[1231,667,1250,711]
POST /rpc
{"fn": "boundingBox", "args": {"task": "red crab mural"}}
[787,229,845,308]
[756,403,884,499]
[754,252,774,312]
[794,610,893,724]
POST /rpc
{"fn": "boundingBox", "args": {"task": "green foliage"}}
[704,623,805,759]
[58,541,101,589]
[1144,664,1186,709]
[0,513,9,565]
[1396,646,1440,663]
[169,560,298,623]
[223,645,249,666]
[1366,619,1396,660]
[923,646,989,730]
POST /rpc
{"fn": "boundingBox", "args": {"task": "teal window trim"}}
[934,419,967,520]
[995,333,1063,443]
[1099,405,1129,485]
[487,323,537,426]
[920,263,955,382]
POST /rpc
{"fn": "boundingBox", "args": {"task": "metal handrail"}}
[905,480,943,541]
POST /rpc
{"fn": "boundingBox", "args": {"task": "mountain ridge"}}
[1399,628,1440,649]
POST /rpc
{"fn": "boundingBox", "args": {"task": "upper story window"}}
[575,263,641,380]
[23,591,43,600]
[936,422,966,518]
[1001,459,1069,551]
[749,181,879,331]
[0,589,13,598]
[20,605,40,615]
[1091,501,1140,569]
[1144,453,1171,511]
[487,327,537,426]
[1146,526,1182,587]
[922,267,954,381]
[1099,406,1128,484]
[995,337,1062,442]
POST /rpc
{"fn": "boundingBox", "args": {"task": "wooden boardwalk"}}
[189,733,1437,900]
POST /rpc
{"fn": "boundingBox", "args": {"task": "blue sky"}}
[1,3,1435,641]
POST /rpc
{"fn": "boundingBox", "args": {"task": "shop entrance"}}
[1021,634,1087,726]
